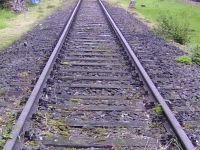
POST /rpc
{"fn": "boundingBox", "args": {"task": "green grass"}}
[0,0,74,50]
[191,45,200,64]
[152,104,163,114]
[108,0,200,47]
[176,55,192,64]
[0,9,16,29]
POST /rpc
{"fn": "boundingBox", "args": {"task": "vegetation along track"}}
[4,0,195,149]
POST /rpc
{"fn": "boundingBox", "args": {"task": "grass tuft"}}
[0,9,16,29]
[41,131,54,137]
[81,116,89,121]
[191,45,200,64]
[58,130,69,136]
[66,98,81,103]
[61,61,71,65]
[26,140,38,146]
[176,55,192,65]
[152,104,163,114]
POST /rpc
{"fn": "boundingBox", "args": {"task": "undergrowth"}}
[0,9,16,29]
[176,45,200,65]
[155,12,190,45]
[191,45,200,64]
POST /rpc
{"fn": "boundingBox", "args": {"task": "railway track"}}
[4,0,195,149]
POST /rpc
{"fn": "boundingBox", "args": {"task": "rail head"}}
[97,0,195,149]
[3,0,82,149]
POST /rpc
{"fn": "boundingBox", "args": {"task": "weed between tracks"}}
[95,127,106,142]
[66,98,82,103]
[64,148,77,150]
[18,70,29,77]
[41,131,54,137]
[32,111,71,139]
[152,104,163,114]
[61,61,71,65]
[81,115,89,121]
[26,140,38,146]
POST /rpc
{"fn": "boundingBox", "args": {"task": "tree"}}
[0,0,26,12]
[0,0,8,8]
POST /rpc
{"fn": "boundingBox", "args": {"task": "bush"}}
[155,13,190,44]
[191,45,200,64]
[1,0,26,11]
[176,55,192,64]
[0,0,9,8]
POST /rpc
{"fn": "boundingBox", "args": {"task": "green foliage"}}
[155,13,190,44]
[0,9,16,29]
[58,130,69,136]
[41,131,54,137]
[0,0,8,8]
[152,104,163,114]
[0,112,16,149]
[191,45,200,64]
[176,55,192,65]
[48,119,65,127]
[26,140,38,146]
[0,21,7,29]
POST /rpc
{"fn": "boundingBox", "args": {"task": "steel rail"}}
[3,0,82,149]
[97,0,195,149]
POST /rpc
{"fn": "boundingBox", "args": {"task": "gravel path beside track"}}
[104,2,200,148]
[0,0,76,135]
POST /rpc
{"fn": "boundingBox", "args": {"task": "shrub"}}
[155,13,190,44]
[191,45,200,64]
[0,0,9,8]
[176,55,192,64]
[1,0,26,11]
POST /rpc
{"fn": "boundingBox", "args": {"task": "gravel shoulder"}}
[104,1,200,148]
[0,0,76,146]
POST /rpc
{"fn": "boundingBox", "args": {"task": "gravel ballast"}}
[0,0,76,137]
[104,2,200,148]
